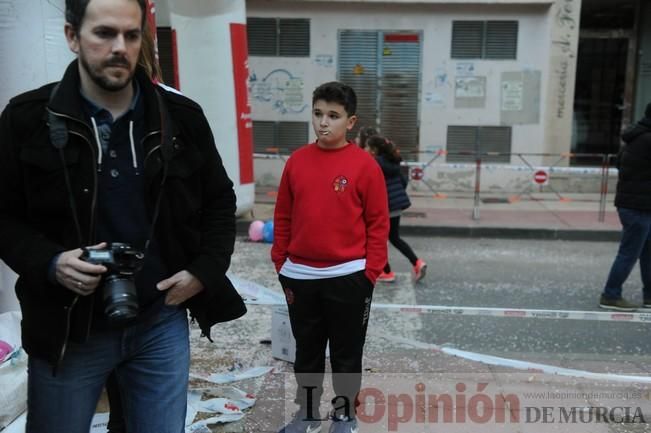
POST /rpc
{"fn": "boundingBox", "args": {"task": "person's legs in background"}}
[385,216,426,283]
[601,208,651,310]
[639,230,651,307]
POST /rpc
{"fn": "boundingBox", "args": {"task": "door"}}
[572,37,628,164]
[338,30,422,158]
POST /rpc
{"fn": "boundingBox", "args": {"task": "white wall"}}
[0,0,74,110]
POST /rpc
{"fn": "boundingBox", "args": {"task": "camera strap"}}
[142,89,172,253]
[48,83,84,246]
[48,85,68,150]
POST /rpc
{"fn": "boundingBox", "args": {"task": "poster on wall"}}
[501,81,524,111]
[454,76,486,108]
[455,77,485,98]
[501,71,541,125]
[455,62,475,76]
[248,69,308,115]
[314,54,334,67]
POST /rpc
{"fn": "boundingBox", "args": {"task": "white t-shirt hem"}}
[279,258,366,280]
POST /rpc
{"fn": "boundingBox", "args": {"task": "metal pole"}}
[472,128,481,220]
[598,154,609,223]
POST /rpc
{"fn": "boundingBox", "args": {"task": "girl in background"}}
[355,125,378,149]
[366,135,427,283]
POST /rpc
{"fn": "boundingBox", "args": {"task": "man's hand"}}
[156,270,204,306]
[55,242,108,295]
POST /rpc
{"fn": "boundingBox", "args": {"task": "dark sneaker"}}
[642,299,651,309]
[598,295,638,312]
[328,415,358,433]
[278,413,322,433]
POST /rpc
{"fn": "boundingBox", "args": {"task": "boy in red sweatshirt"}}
[271,82,389,433]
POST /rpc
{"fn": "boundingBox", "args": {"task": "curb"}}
[236,219,620,242]
[398,225,620,241]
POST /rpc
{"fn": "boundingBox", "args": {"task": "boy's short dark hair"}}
[312,81,357,117]
[66,0,147,33]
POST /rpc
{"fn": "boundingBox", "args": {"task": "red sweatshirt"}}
[271,142,389,283]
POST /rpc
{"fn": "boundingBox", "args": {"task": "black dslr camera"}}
[81,243,145,324]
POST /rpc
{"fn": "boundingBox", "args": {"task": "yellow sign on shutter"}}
[353,64,365,75]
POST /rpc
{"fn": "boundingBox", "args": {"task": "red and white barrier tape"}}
[371,303,651,323]
[231,276,648,323]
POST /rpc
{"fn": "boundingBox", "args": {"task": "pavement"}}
[210,187,651,433]
[240,186,622,241]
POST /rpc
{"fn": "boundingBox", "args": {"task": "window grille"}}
[248,17,310,57]
[253,121,309,153]
[451,20,518,60]
[446,126,511,163]
[485,21,518,59]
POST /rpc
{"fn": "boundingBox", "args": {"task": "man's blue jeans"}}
[603,207,651,300]
[26,304,189,433]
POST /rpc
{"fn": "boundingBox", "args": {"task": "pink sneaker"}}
[413,259,427,283]
[376,271,396,283]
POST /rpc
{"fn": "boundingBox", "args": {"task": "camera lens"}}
[102,275,139,324]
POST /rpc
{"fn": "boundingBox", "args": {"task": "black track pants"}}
[279,270,373,419]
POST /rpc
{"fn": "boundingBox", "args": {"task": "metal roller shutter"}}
[380,33,421,157]
[338,30,379,140]
[338,30,422,158]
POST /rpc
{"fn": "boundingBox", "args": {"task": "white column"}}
[543,0,582,162]
[168,0,254,215]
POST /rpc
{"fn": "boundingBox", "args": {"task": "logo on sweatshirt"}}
[362,296,372,327]
[333,175,348,193]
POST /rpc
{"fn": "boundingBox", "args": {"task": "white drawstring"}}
[90,117,103,167]
[128,120,138,172]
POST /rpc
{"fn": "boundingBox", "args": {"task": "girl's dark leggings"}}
[384,215,418,273]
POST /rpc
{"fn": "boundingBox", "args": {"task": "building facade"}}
[246,0,647,188]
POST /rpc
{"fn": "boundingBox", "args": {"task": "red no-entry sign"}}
[533,170,549,185]
[410,167,424,181]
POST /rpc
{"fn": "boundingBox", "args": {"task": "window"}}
[446,126,511,163]
[247,18,310,57]
[451,21,518,60]
[253,121,310,153]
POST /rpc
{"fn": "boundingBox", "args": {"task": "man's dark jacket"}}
[615,115,651,210]
[0,61,246,367]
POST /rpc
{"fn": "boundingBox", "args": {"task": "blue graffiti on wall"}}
[249,69,308,114]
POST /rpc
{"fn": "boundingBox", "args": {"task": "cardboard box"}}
[271,306,296,362]
[271,307,329,363]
